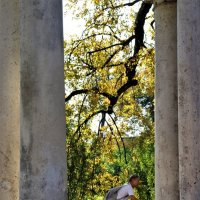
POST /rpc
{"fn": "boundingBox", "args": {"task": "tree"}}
[64,0,155,199]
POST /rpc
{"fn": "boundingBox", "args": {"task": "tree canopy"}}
[64,0,155,199]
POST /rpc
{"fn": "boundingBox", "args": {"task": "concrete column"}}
[178,1,200,199]
[20,0,66,199]
[0,1,20,200]
[155,1,179,199]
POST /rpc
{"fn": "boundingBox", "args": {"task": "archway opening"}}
[63,1,155,199]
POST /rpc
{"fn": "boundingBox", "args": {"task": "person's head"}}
[128,174,140,187]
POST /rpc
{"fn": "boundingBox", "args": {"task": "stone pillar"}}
[0,1,20,200]
[178,1,200,199]
[20,0,66,199]
[155,1,179,199]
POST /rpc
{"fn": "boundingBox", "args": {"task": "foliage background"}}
[64,0,155,199]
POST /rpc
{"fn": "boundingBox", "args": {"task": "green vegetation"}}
[64,0,155,199]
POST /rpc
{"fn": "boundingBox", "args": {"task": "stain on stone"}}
[20,57,39,198]
[20,59,39,121]
[20,135,33,198]
[33,8,45,20]
[184,146,189,154]
[40,177,47,191]
[46,0,63,50]
[0,180,11,191]
[33,0,40,6]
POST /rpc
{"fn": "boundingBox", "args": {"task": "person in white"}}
[117,175,140,200]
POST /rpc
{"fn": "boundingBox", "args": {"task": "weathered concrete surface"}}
[0,1,20,200]
[155,1,179,200]
[178,1,200,199]
[154,0,176,5]
[20,0,66,199]
[154,0,177,8]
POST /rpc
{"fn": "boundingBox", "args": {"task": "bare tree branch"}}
[88,34,135,54]
[65,89,89,102]
[109,114,128,164]
[96,0,142,15]
[106,119,122,161]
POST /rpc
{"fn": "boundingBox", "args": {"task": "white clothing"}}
[117,183,134,200]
